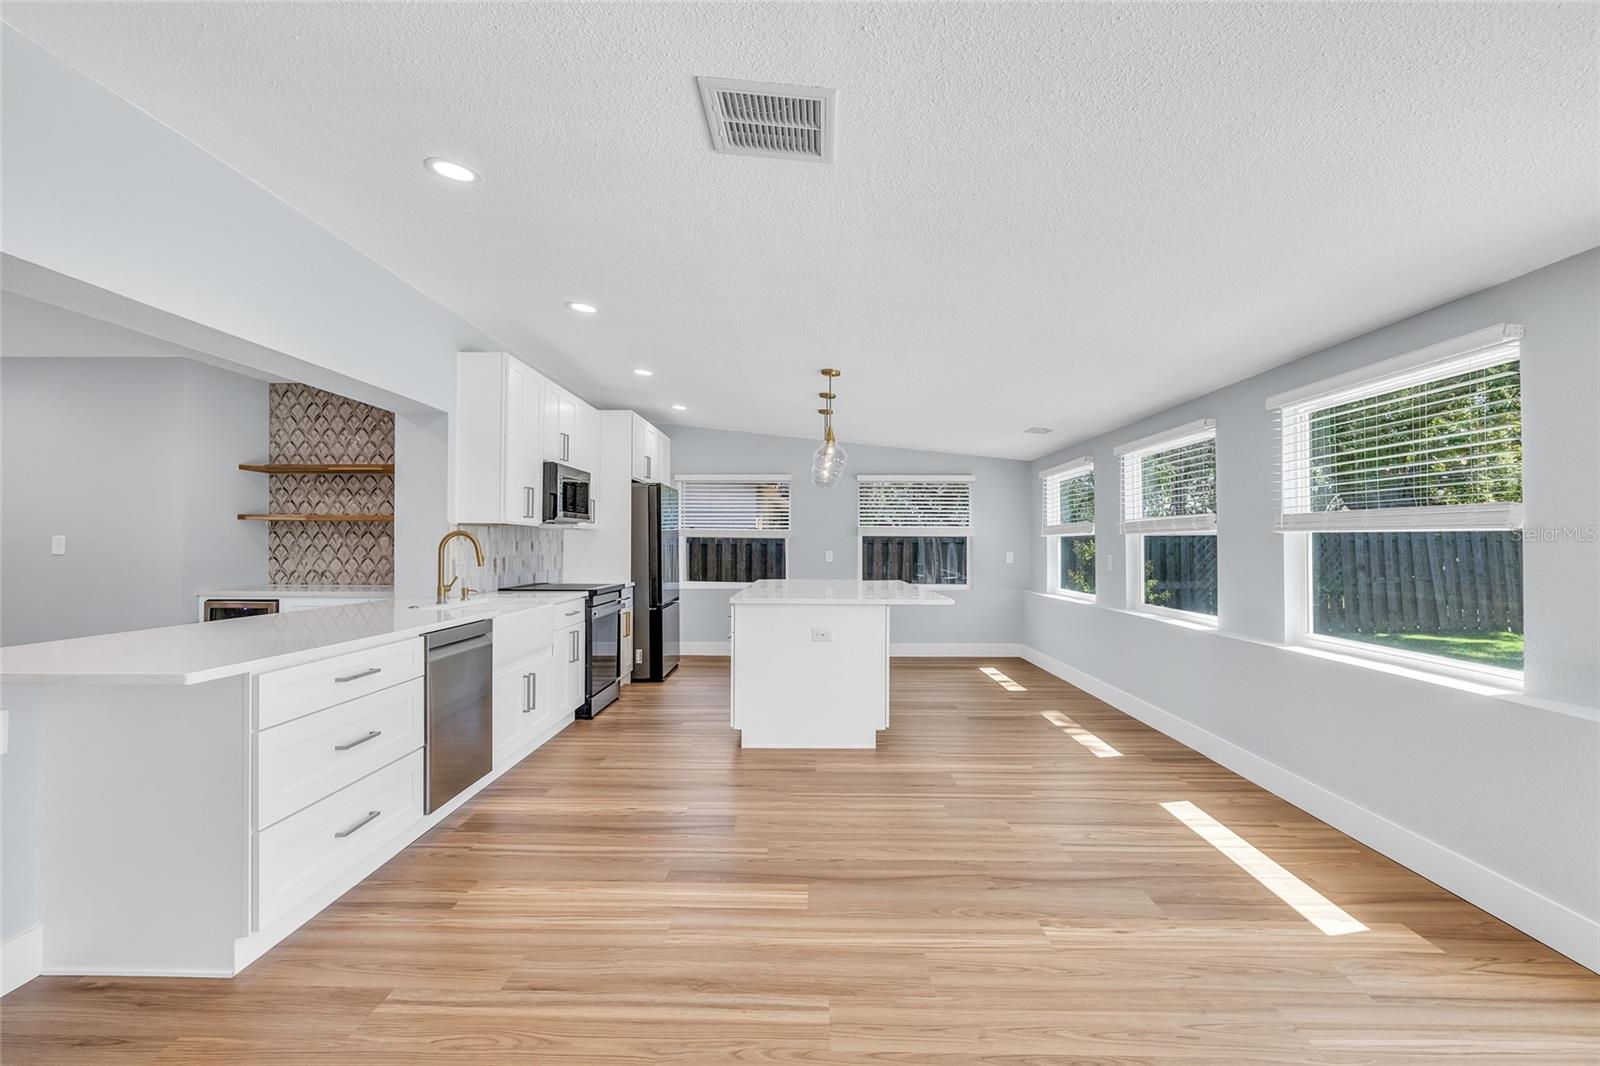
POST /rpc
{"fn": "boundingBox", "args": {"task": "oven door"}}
[584,593,622,716]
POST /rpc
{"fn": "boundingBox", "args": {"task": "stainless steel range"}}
[498,582,626,717]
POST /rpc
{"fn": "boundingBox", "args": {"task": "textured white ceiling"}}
[5,2,1595,458]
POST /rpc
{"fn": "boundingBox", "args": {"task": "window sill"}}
[1024,592,1598,719]
[1291,636,1523,696]
[1135,604,1219,629]
[1042,590,1096,605]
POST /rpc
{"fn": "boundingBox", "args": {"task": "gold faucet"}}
[436,529,486,604]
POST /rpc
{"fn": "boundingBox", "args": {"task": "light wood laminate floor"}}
[4,657,1596,1064]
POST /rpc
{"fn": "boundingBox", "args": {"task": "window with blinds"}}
[1117,421,1217,534]
[1268,324,1525,675]
[1270,325,1523,532]
[1041,459,1094,536]
[677,476,790,583]
[858,476,973,586]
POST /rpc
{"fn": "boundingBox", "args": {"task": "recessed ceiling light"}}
[424,157,479,183]
[566,302,598,314]
[633,368,654,377]
[671,404,687,411]
[1024,426,1053,435]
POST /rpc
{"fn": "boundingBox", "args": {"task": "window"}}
[678,476,790,584]
[858,475,973,586]
[1042,458,1096,598]
[1117,420,1217,618]
[1271,323,1523,674]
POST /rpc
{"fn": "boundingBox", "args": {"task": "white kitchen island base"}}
[729,580,953,748]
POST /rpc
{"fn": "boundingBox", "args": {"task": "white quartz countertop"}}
[0,592,588,687]
[729,579,956,606]
[197,585,394,599]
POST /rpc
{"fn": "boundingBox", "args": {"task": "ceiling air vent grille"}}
[696,77,837,163]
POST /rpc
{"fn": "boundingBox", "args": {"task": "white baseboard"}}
[681,642,1025,659]
[889,642,1021,658]
[1019,645,1600,974]
[2,924,43,996]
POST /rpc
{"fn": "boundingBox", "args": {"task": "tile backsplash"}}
[266,383,395,585]
[453,524,563,591]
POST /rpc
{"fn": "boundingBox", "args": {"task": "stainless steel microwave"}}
[543,461,593,524]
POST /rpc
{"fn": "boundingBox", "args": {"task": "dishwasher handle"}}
[425,633,492,662]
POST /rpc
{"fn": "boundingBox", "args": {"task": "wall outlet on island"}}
[51,534,67,556]
[811,628,832,642]
[1006,551,1014,564]
[825,549,834,563]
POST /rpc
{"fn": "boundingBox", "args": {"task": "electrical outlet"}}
[634,649,643,665]
[1104,552,1114,572]
[825,549,834,563]
[1005,551,1015,564]
[51,535,67,556]
[811,628,832,642]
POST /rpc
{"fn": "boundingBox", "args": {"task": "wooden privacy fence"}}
[1312,531,1522,635]
[1144,535,1219,615]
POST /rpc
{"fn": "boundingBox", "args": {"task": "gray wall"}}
[1,356,267,941]
[1023,249,1600,959]
[659,424,1032,649]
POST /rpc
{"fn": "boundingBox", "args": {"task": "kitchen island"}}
[0,592,587,981]
[729,579,953,748]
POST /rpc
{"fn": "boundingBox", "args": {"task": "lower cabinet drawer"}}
[257,638,424,731]
[255,678,425,829]
[254,749,423,930]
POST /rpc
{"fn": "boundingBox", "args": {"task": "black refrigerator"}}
[631,481,680,681]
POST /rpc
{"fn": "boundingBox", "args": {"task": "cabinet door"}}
[573,400,599,474]
[542,380,564,464]
[557,623,586,714]
[492,669,529,767]
[631,417,649,480]
[527,646,563,733]
[619,605,635,683]
[504,360,541,525]
[655,432,670,486]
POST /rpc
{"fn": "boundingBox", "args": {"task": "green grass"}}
[1332,630,1524,671]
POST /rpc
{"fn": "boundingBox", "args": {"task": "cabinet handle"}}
[334,667,381,684]
[565,607,581,618]
[334,809,381,839]
[645,454,651,479]
[334,729,382,752]
[524,672,537,713]
[561,432,570,462]
[622,610,632,638]
[526,486,536,519]
[570,630,580,663]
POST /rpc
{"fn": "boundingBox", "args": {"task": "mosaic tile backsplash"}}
[453,524,564,591]
[266,383,396,586]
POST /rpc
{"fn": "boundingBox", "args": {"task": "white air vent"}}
[696,77,836,163]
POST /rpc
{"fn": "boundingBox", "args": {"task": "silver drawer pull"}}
[334,730,382,752]
[334,667,381,683]
[333,809,381,839]
[565,608,581,617]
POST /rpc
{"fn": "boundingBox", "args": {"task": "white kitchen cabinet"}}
[629,413,670,483]
[557,618,586,715]
[492,645,559,768]
[455,352,545,525]
[620,592,635,684]
[542,382,600,473]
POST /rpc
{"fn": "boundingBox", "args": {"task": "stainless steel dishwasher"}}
[423,619,494,814]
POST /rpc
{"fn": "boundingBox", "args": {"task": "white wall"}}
[1023,249,1600,969]
[660,424,1032,652]
[0,353,269,943]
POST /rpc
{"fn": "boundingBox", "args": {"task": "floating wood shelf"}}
[239,463,395,475]
[237,513,394,523]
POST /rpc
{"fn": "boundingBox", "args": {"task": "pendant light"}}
[811,368,848,487]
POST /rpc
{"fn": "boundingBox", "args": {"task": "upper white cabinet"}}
[456,352,545,526]
[544,381,599,473]
[630,414,670,484]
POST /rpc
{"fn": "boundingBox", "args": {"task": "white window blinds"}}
[677,476,791,535]
[1117,421,1217,534]
[1041,458,1094,536]
[1269,325,1523,533]
[858,476,973,532]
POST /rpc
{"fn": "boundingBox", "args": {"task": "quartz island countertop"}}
[729,579,956,607]
[0,592,587,687]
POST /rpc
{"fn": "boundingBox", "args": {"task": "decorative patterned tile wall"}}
[266,383,396,585]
